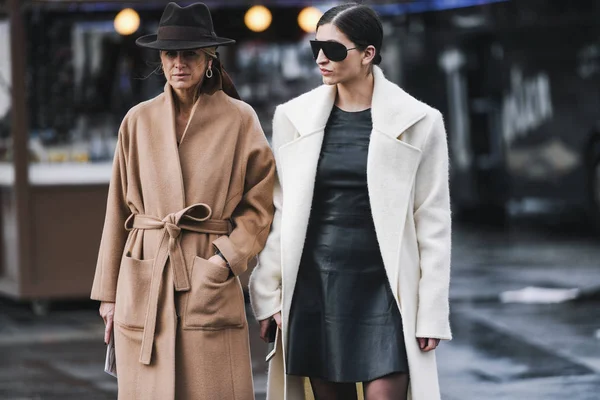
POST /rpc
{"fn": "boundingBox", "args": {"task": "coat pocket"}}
[184,256,245,330]
[114,256,154,330]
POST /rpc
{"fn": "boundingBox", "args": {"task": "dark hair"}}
[317,3,383,65]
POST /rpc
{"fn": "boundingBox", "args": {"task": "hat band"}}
[157,26,216,41]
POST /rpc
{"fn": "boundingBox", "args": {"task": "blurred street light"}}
[298,6,322,33]
[245,5,272,33]
[114,8,140,36]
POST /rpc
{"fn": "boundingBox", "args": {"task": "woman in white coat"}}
[250,3,451,400]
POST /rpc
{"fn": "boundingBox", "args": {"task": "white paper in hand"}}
[104,332,117,378]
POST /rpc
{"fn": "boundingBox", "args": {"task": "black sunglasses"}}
[310,40,357,62]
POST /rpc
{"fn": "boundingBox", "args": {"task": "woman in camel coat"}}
[249,4,451,400]
[90,3,275,399]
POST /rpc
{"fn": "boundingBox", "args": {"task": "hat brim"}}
[135,34,236,50]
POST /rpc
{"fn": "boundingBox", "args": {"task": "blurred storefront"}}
[391,0,600,223]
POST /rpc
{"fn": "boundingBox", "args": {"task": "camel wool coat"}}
[91,78,275,400]
[249,66,452,400]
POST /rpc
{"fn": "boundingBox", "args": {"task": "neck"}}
[335,70,374,112]
[172,86,197,115]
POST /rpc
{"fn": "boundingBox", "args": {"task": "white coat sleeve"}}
[249,106,290,321]
[413,111,453,340]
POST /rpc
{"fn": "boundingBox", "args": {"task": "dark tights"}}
[363,373,409,400]
[309,377,358,400]
[310,373,409,400]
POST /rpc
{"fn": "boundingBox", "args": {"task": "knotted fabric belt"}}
[124,203,232,365]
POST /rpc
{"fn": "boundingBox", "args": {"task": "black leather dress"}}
[286,106,409,383]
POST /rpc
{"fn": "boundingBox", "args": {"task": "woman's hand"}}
[259,312,282,342]
[417,337,440,352]
[99,302,115,344]
[207,254,228,269]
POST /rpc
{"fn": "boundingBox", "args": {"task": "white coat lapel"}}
[278,84,336,324]
[368,67,428,305]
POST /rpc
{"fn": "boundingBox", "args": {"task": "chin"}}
[171,82,196,90]
[322,76,338,86]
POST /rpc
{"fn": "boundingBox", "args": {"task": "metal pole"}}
[9,0,32,295]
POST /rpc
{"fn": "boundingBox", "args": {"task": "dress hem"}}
[285,367,410,384]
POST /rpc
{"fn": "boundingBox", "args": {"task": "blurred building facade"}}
[399,0,600,222]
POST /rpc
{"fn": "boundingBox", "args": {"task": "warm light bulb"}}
[298,7,323,33]
[244,5,272,33]
[114,8,140,36]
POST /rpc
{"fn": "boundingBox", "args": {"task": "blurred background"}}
[1,0,600,399]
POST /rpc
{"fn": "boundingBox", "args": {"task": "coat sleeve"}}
[248,106,289,321]
[90,130,130,302]
[413,111,453,340]
[212,108,276,278]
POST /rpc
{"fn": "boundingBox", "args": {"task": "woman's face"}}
[314,23,375,86]
[160,49,213,92]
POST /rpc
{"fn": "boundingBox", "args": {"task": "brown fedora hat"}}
[136,2,235,50]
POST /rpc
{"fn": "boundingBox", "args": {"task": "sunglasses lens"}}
[322,42,347,62]
[310,41,321,60]
[309,41,348,62]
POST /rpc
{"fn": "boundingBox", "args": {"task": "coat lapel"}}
[367,134,422,305]
[368,67,428,305]
[278,85,336,318]
[151,84,187,213]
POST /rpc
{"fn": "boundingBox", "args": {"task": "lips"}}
[320,68,332,75]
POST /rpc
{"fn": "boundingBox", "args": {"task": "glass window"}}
[21,4,325,175]
[25,7,163,168]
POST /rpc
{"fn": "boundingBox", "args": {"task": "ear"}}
[208,58,214,69]
[362,45,376,66]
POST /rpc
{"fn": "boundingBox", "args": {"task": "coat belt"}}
[124,203,232,365]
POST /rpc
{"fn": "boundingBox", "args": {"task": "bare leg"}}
[363,373,409,400]
[309,377,358,400]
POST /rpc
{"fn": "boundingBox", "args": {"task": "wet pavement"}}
[0,218,599,399]
[439,301,600,399]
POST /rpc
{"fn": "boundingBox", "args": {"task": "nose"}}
[316,49,329,65]
[174,52,185,68]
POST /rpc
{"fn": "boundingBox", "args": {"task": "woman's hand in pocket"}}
[259,312,282,342]
[207,254,228,269]
[99,301,115,344]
